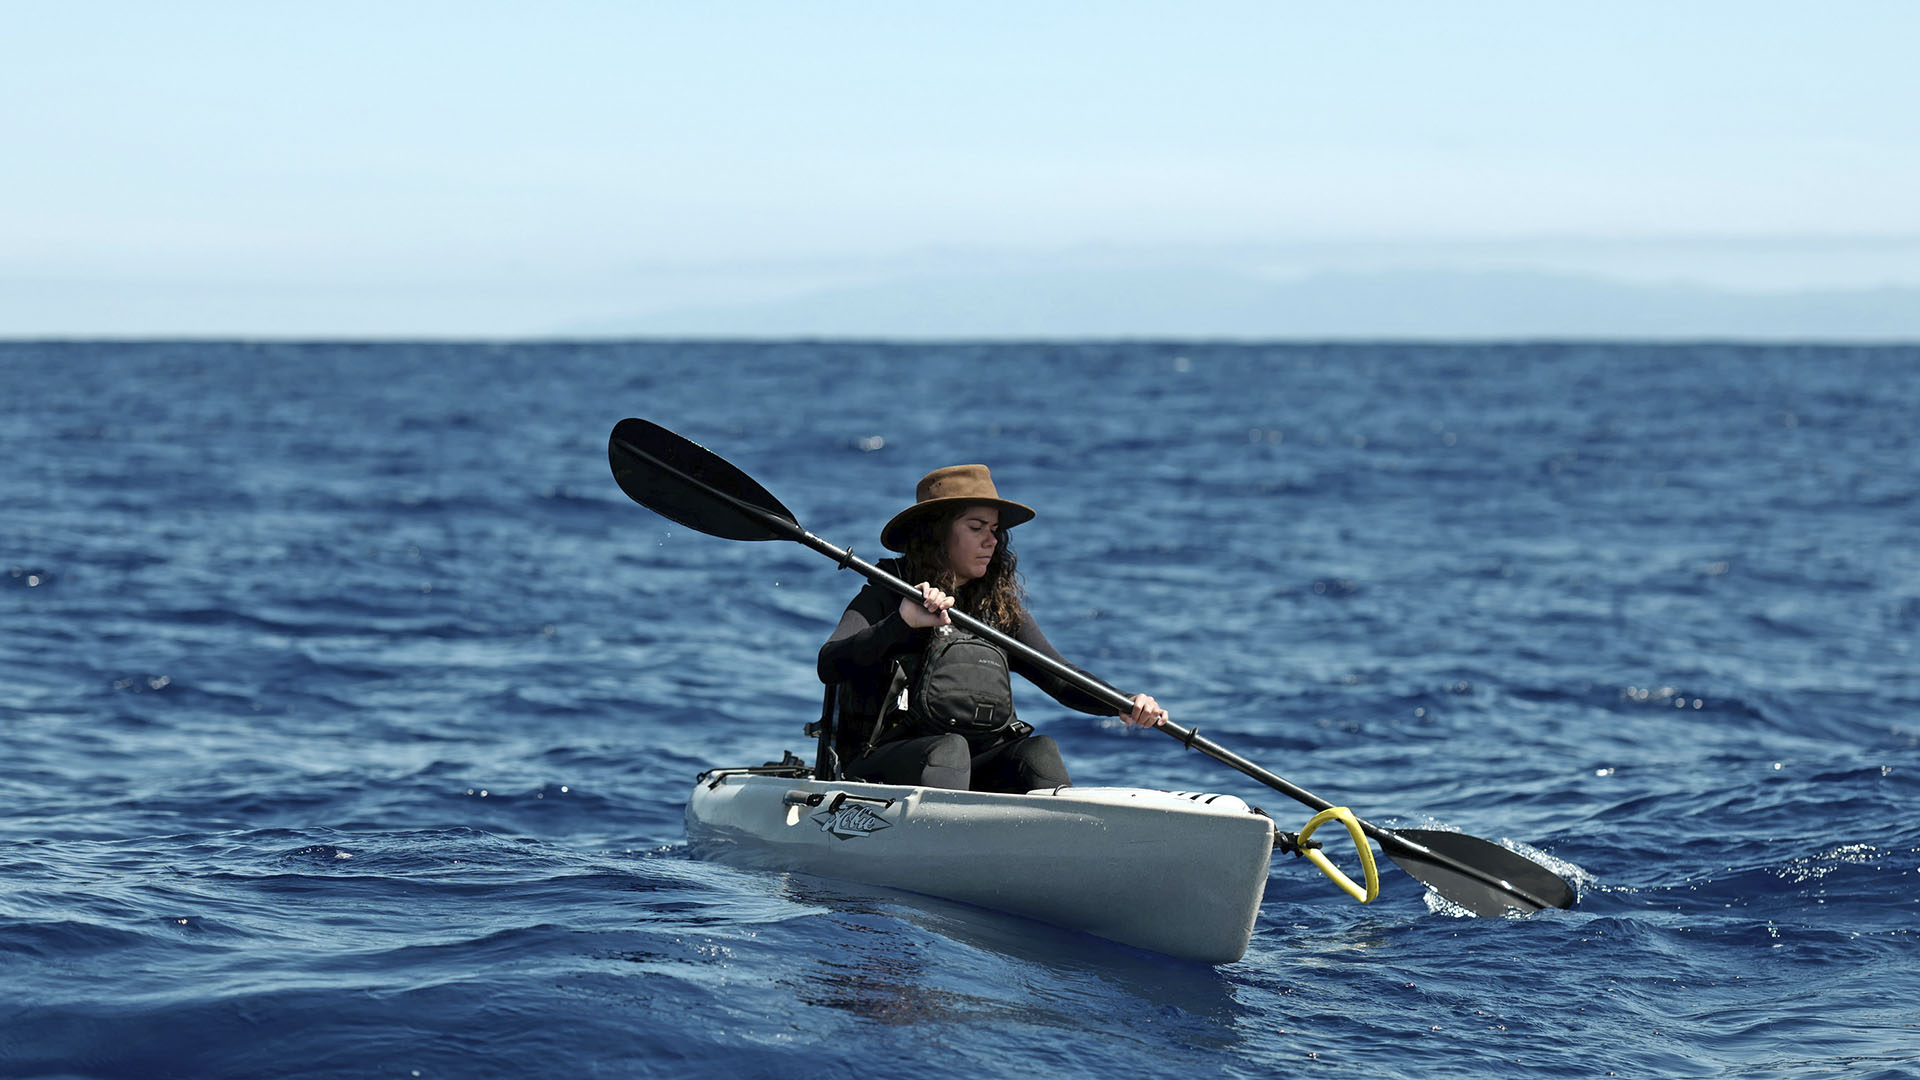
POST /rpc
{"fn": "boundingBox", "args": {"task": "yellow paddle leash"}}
[1289,806,1380,904]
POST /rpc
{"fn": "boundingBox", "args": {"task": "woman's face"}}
[943,505,1001,583]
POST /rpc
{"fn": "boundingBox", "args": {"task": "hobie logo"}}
[813,804,892,839]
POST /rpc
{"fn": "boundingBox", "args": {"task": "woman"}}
[817,464,1168,793]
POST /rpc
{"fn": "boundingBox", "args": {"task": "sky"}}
[4,1,1918,338]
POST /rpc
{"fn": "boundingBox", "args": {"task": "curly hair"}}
[898,507,1028,634]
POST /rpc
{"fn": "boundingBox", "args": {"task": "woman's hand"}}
[898,582,954,629]
[1125,693,1169,728]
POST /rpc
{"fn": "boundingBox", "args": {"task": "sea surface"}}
[3,341,1916,1079]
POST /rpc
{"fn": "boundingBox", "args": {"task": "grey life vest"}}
[901,626,1018,738]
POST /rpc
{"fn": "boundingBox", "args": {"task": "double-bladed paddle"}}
[609,416,1578,916]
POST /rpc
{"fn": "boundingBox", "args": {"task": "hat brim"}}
[880,497,1035,552]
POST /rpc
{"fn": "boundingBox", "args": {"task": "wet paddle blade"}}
[1383,829,1577,915]
[608,418,799,542]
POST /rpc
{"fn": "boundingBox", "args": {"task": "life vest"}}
[903,626,1018,738]
[829,565,1029,763]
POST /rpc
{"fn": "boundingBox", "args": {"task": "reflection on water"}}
[771,873,1251,1045]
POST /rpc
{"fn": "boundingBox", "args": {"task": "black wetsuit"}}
[816,563,1127,792]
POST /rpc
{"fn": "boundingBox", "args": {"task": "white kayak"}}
[685,771,1278,964]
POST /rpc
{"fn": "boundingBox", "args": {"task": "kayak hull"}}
[685,773,1276,964]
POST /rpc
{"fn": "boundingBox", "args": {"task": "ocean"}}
[3,340,1916,1078]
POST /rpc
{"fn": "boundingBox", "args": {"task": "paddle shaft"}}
[614,428,1562,911]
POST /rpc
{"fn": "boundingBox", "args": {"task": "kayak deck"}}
[686,772,1277,964]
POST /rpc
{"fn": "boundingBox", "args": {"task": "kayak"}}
[618,417,1579,927]
[685,770,1278,964]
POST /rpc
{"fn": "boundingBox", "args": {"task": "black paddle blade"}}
[1383,829,1577,915]
[608,418,799,542]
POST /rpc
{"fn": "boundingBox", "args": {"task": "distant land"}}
[7,252,1918,342]
[575,267,1920,342]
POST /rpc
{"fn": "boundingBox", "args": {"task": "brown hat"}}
[880,464,1036,552]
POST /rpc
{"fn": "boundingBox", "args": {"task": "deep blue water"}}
[4,341,1917,1079]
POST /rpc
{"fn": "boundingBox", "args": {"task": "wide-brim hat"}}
[880,464,1036,552]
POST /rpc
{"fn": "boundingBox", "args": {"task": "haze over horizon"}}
[6,2,1917,340]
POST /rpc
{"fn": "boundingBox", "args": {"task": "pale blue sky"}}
[5,2,1917,336]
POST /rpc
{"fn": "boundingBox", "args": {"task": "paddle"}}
[609,417,1578,916]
